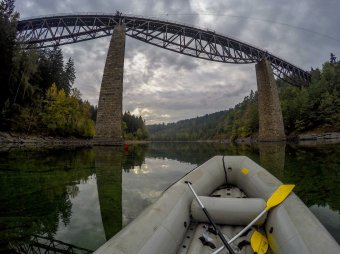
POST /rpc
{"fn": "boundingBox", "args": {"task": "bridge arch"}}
[17,13,310,86]
[17,13,311,143]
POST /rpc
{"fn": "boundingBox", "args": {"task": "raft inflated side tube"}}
[191,197,267,225]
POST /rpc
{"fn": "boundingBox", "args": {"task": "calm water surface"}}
[0,142,339,252]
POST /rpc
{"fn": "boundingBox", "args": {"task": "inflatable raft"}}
[95,156,339,254]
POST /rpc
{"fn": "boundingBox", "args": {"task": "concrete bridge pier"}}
[256,59,286,141]
[93,25,126,146]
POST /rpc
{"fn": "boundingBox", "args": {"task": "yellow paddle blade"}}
[265,184,295,211]
[250,231,268,254]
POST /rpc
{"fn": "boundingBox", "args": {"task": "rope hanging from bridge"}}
[16,13,311,86]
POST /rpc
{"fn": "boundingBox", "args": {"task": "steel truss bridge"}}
[16,13,311,86]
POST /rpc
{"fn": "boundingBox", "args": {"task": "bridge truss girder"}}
[16,14,311,86]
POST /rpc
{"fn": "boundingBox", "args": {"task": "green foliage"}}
[10,49,40,104]
[41,84,95,137]
[0,0,94,137]
[0,0,19,111]
[280,61,340,133]
[63,57,76,94]
[5,84,95,137]
[40,48,76,95]
[148,91,258,141]
[223,90,259,140]
[148,111,227,141]
[0,148,96,251]
[122,112,149,140]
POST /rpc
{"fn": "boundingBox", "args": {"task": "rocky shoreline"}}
[233,132,340,144]
[1,131,339,148]
[0,132,93,147]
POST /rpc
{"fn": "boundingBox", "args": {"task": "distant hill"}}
[147,88,259,141]
[147,59,340,141]
[147,110,228,141]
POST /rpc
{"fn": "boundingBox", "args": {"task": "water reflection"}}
[95,147,122,240]
[122,157,195,226]
[258,142,286,179]
[0,148,95,252]
[147,142,260,165]
[54,175,105,250]
[0,142,339,252]
[148,142,340,209]
[284,144,340,213]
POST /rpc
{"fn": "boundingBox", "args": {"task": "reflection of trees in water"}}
[147,142,260,165]
[140,142,340,212]
[0,148,95,252]
[1,143,338,252]
[122,144,148,172]
[283,144,340,212]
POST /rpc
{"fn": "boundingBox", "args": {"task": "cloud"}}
[15,0,340,124]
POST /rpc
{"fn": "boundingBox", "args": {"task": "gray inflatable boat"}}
[95,156,339,254]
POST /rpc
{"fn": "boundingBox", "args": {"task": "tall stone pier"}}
[256,59,286,141]
[94,25,126,145]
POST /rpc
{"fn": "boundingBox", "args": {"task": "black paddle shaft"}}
[185,181,236,254]
[202,207,236,254]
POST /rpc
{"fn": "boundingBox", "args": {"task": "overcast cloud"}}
[16,0,340,124]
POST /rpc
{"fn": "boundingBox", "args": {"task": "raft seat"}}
[191,196,267,226]
[178,185,270,254]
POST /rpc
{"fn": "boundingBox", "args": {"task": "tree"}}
[63,58,76,94]
[42,83,95,137]
[11,49,39,104]
[122,112,149,140]
[330,53,336,64]
[49,48,64,90]
[0,0,19,112]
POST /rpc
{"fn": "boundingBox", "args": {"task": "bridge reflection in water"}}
[1,147,125,253]
[259,142,286,180]
[9,235,92,254]
[95,147,123,239]
[1,142,339,252]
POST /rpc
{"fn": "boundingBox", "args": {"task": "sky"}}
[15,0,340,124]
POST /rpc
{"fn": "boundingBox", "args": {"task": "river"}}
[0,142,339,252]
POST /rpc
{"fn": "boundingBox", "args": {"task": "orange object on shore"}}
[124,144,129,151]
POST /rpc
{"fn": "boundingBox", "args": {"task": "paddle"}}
[250,231,268,254]
[213,184,295,254]
[185,181,236,254]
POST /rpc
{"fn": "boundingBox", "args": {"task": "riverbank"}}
[232,132,340,144]
[1,131,339,147]
[0,132,93,147]
[0,132,150,149]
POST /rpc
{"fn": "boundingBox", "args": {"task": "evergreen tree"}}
[50,48,64,89]
[122,112,149,140]
[0,0,19,112]
[11,49,39,104]
[63,58,76,94]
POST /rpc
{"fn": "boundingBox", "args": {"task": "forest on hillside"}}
[0,0,96,137]
[148,58,340,141]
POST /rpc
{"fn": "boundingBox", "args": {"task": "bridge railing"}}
[19,12,307,73]
[17,12,311,85]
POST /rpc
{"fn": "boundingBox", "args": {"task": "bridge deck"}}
[17,13,311,86]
